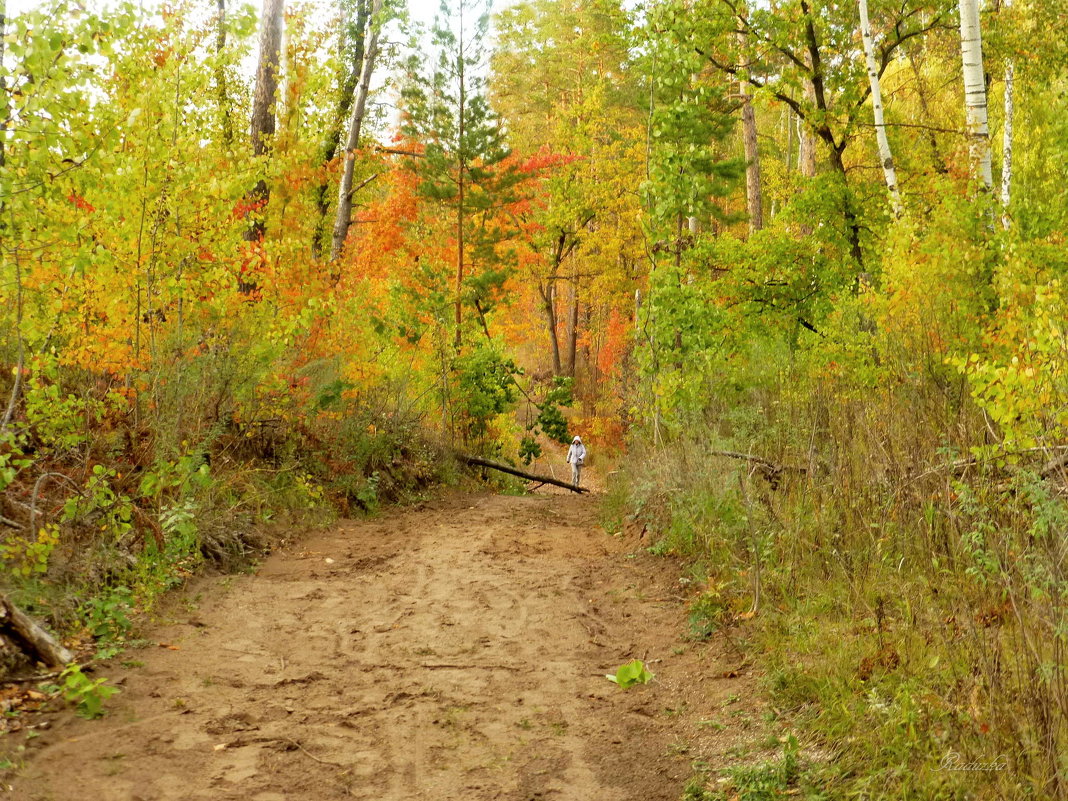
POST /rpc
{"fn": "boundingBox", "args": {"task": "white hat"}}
[573,436,582,442]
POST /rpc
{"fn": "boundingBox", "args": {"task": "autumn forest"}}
[1,0,1068,797]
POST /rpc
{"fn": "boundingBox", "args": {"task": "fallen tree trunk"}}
[709,449,807,474]
[0,594,74,667]
[460,455,589,494]
[708,449,807,491]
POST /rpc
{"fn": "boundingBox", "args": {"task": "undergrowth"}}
[683,735,807,800]
[614,353,1068,799]
[0,354,454,675]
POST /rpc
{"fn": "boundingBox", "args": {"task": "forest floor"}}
[2,482,778,801]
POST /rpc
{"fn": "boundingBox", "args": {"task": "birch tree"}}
[1000,0,1014,229]
[330,0,385,261]
[859,0,902,216]
[695,0,951,269]
[798,81,817,179]
[312,0,371,259]
[958,0,992,190]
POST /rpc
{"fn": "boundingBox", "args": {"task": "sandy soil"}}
[3,488,771,801]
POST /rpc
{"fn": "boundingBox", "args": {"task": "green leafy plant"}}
[49,664,119,719]
[0,431,32,491]
[0,523,59,577]
[606,659,654,689]
[82,586,133,643]
[62,464,133,542]
[520,376,575,464]
[454,345,521,440]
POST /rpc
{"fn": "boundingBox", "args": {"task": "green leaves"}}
[641,0,741,234]
[519,375,573,462]
[454,344,521,440]
[606,659,654,689]
[55,664,120,720]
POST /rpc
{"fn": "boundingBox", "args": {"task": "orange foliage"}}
[597,308,629,378]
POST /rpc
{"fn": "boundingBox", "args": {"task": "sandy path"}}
[6,491,765,801]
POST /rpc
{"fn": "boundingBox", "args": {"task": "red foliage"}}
[232,197,267,221]
[67,192,95,213]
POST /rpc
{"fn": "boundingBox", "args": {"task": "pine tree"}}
[401,0,521,349]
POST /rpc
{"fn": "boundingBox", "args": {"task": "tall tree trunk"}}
[785,103,795,172]
[455,170,465,349]
[859,0,903,216]
[249,0,284,162]
[565,280,579,378]
[828,145,865,272]
[313,0,369,260]
[240,0,284,294]
[800,1,864,273]
[453,5,466,350]
[540,282,562,376]
[215,0,233,146]
[1000,59,1013,227]
[741,98,763,233]
[799,80,818,178]
[330,0,384,262]
[797,43,817,240]
[737,3,763,233]
[798,2,825,181]
[958,0,993,190]
[1000,1,1014,229]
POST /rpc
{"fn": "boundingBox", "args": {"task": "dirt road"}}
[5,491,767,800]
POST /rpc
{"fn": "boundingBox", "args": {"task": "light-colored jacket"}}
[567,441,587,465]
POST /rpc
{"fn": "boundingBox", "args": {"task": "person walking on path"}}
[567,436,587,487]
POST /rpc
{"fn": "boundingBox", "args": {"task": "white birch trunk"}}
[859,0,903,216]
[799,83,817,178]
[1001,59,1014,228]
[1000,0,1014,229]
[330,0,385,261]
[958,0,993,190]
[798,79,816,236]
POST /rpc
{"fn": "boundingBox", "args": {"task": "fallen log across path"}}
[460,455,589,494]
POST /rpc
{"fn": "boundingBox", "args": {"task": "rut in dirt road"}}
[9,492,765,801]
